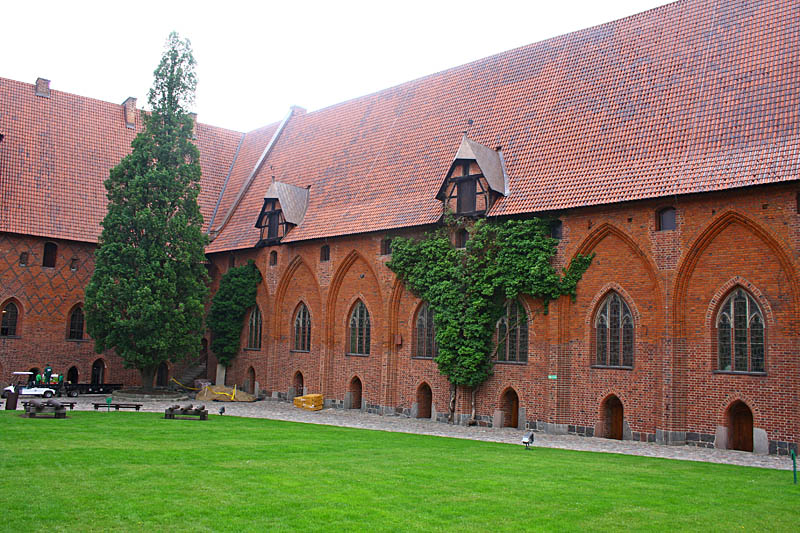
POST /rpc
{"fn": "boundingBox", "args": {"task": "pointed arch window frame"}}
[293,302,312,353]
[347,300,371,356]
[1,301,20,337]
[592,292,634,369]
[246,306,263,350]
[413,302,437,359]
[67,305,85,340]
[715,287,766,374]
[495,299,529,364]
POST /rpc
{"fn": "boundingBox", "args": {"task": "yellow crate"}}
[294,394,324,411]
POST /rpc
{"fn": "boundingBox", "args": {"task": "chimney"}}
[35,77,51,98]
[189,112,197,139]
[122,97,137,129]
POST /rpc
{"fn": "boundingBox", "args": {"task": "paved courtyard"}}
[47,396,796,471]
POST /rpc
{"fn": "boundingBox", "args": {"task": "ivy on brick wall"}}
[208,260,262,367]
[388,217,593,422]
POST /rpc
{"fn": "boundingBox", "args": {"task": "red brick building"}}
[1,0,798,454]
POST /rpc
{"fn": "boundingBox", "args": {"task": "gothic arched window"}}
[594,292,634,368]
[247,307,262,350]
[294,303,311,352]
[68,306,84,340]
[348,300,370,355]
[414,303,436,358]
[1,302,19,337]
[716,288,765,373]
[496,300,528,363]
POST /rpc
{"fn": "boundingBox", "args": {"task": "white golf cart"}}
[2,371,57,398]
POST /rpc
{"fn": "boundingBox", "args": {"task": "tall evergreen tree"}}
[85,33,208,392]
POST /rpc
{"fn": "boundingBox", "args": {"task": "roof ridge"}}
[0,76,243,135]
[209,108,297,239]
[206,132,246,232]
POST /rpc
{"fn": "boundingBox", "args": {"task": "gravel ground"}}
[19,395,796,471]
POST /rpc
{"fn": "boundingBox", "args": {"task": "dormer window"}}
[254,181,310,247]
[436,135,508,217]
[447,161,484,215]
[456,167,477,213]
[255,199,284,245]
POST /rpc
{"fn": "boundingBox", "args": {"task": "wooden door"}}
[606,396,623,440]
[417,384,432,419]
[510,394,519,428]
[350,378,362,410]
[729,402,753,452]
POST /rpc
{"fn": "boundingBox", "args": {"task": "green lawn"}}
[1,411,797,532]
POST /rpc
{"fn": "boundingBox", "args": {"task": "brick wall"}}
[214,183,799,453]
[4,182,798,454]
[0,233,139,386]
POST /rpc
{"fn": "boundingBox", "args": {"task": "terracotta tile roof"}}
[0,77,242,243]
[3,0,798,253]
[206,122,280,237]
[208,0,800,249]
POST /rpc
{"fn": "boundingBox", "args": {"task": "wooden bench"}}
[24,399,67,418]
[92,402,143,411]
[165,404,208,420]
[23,401,76,410]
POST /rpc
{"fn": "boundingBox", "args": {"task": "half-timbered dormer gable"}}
[436,135,508,217]
[255,181,309,246]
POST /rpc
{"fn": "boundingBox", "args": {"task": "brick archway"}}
[416,382,432,419]
[156,362,169,388]
[67,366,79,385]
[293,371,304,397]
[246,367,256,394]
[91,359,105,385]
[600,395,624,440]
[500,388,519,428]
[725,400,754,452]
[348,376,362,410]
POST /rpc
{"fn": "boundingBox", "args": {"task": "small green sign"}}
[548,375,557,380]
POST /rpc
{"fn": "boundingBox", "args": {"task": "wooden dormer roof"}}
[263,181,309,226]
[437,135,509,200]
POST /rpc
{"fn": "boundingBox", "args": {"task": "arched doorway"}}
[91,359,105,385]
[67,366,79,384]
[602,395,624,440]
[156,362,169,388]
[293,371,304,397]
[416,382,432,419]
[349,376,362,410]
[28,368,41,386]
[726,401,754,452]
[247,367,256,394]
[500,388,519,428]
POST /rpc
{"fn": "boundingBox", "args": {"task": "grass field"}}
[1,411,797,532]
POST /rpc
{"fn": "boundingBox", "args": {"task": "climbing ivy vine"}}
[207,260,262,367]
[387,217,593,423]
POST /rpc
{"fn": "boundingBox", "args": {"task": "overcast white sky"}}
[4,0,674,132]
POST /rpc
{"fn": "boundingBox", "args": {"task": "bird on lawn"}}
[219,406,225,416]
[522,431,535,449]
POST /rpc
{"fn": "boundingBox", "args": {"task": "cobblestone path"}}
[65,396,793,471]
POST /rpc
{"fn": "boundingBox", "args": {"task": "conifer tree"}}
[85,33,208,392]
